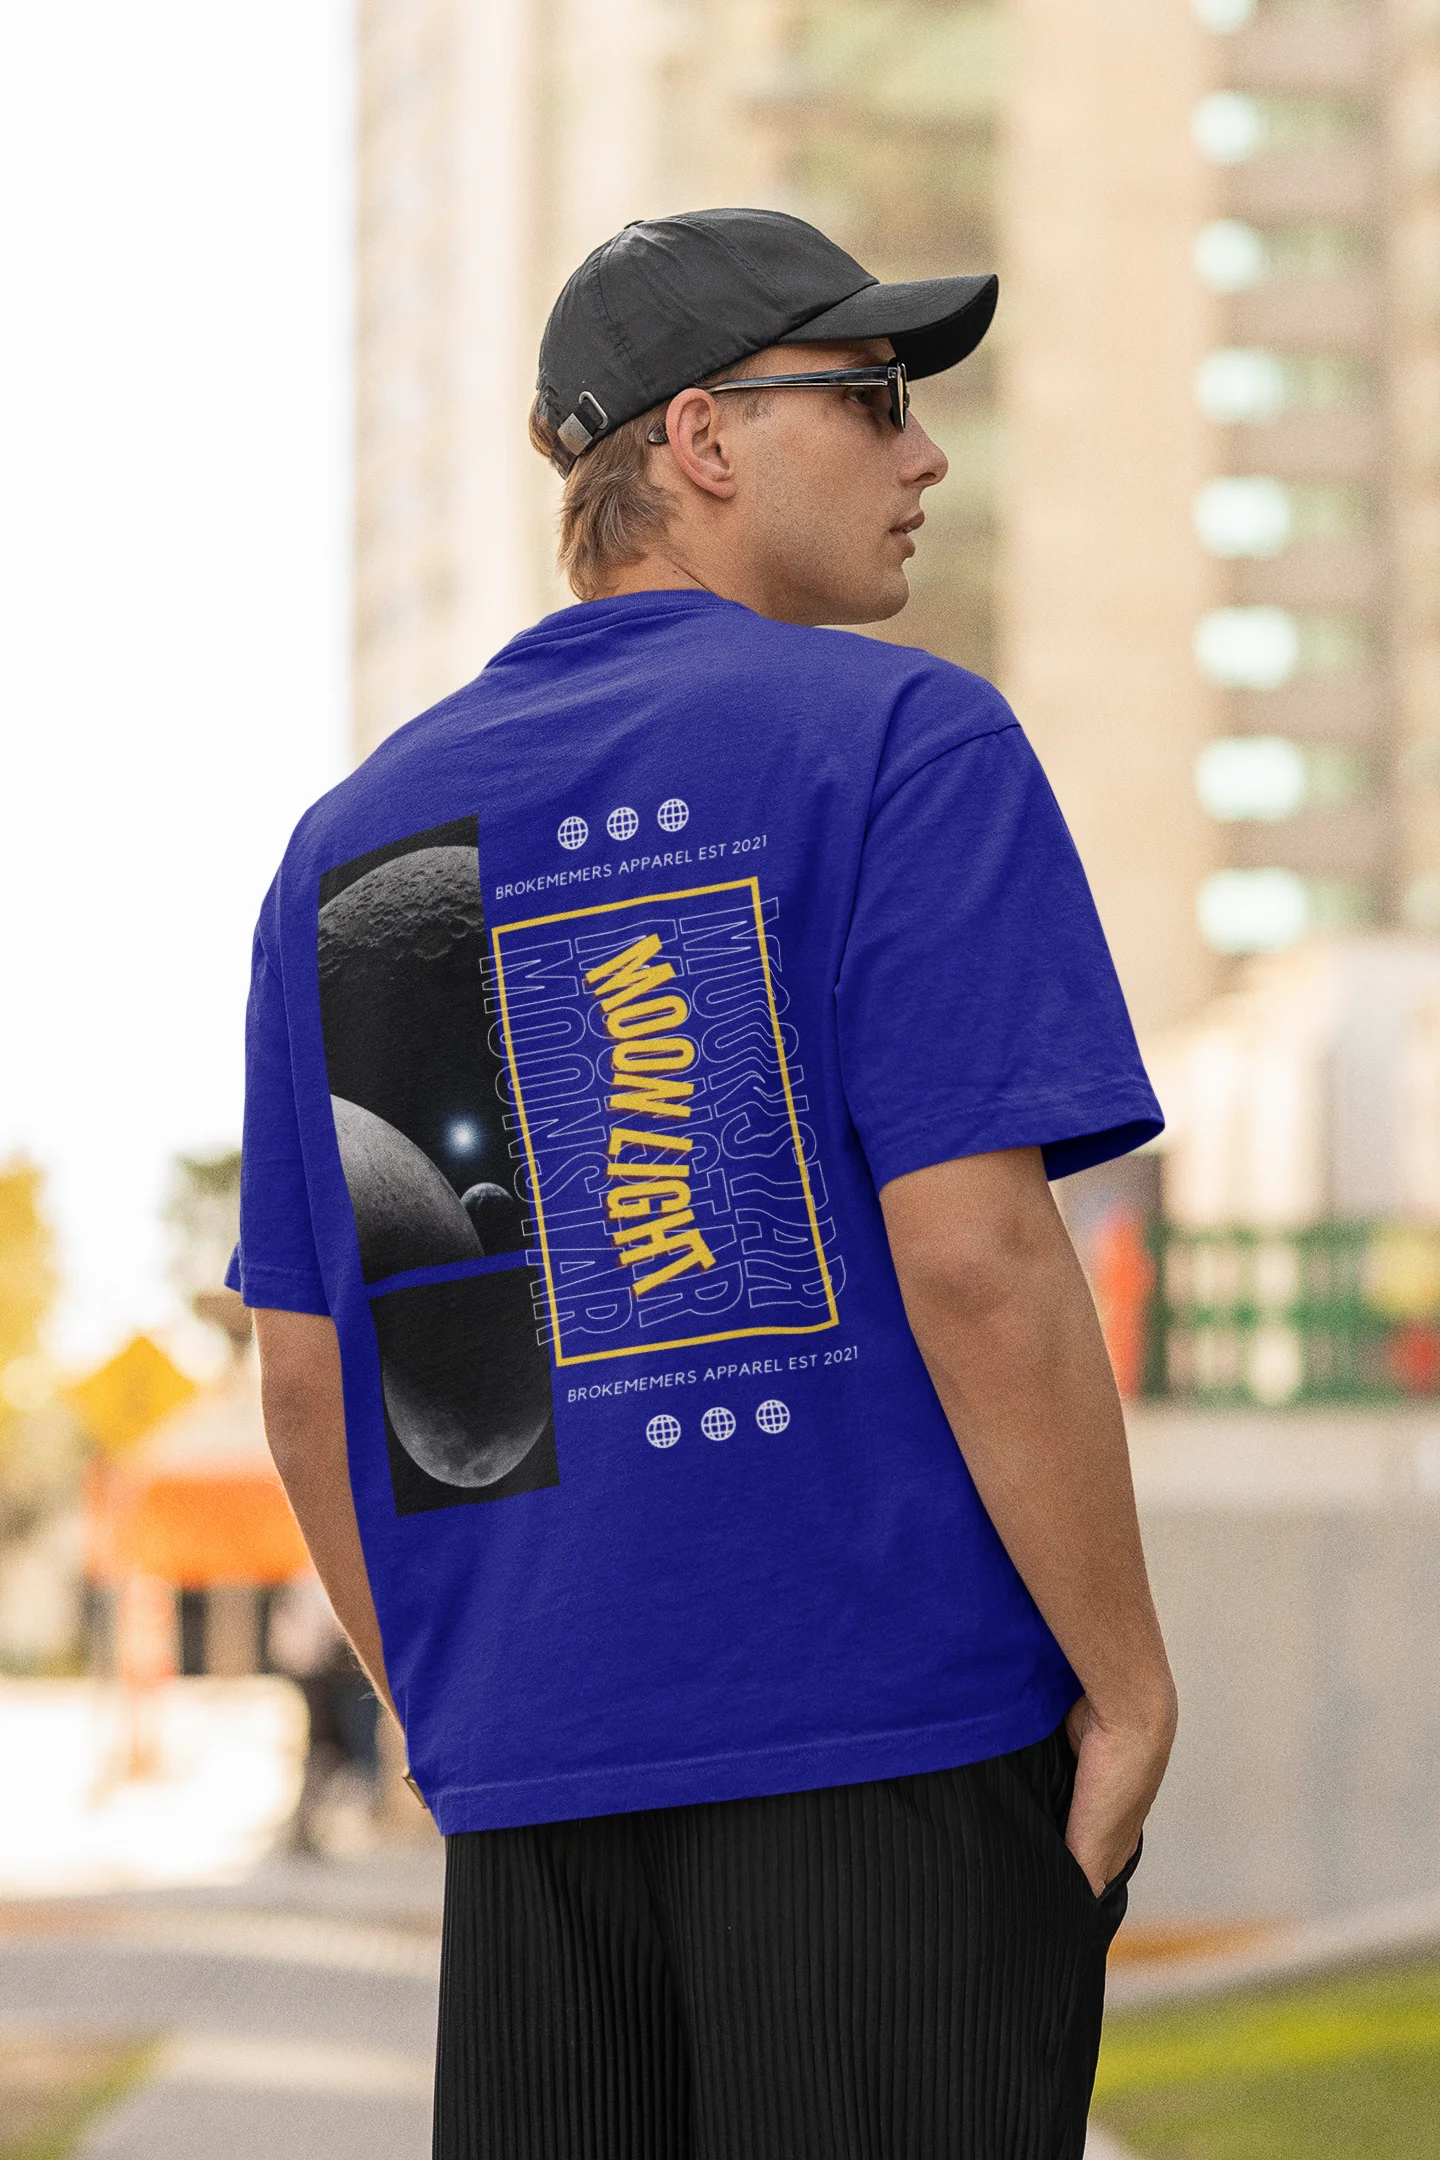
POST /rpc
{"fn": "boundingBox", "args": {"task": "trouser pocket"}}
[1096,1832,1142,1950]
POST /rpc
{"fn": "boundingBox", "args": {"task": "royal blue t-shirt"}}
[229,590,1161,1834]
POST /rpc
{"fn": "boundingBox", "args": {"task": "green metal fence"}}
[1152,1223,1440,1407]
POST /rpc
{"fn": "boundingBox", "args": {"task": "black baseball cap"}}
[535,207,998,469]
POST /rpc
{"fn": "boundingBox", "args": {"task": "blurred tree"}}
[0,1154,57,1403]
[0,1159,85,1670]
[778,0,1002,677]
[163,1149,251,1349]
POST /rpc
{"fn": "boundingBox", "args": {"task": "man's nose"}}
[901,418,948,489]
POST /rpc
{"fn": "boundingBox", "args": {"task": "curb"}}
[1107,1890,1440,2011]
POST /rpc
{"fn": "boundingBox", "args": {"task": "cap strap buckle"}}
[556,390,609,459]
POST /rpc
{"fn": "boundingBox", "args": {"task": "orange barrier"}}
[86,1459,309,1590]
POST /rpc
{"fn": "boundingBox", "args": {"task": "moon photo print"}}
[317,815,557,1514]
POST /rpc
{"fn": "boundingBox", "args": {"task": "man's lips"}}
[891,511,924,555]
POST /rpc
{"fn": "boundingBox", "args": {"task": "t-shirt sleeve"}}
[225,897,330,1314]
[836,716,1163,1191]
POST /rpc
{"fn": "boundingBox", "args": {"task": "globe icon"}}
[557,815,589,851]
[700,1406,735,1443]
[755,1398,790,1434]
[657,797,689,833]
[646,1413,682,1449]
[607,806,639,842]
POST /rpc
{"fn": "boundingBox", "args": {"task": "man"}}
[232,208,1175,2158]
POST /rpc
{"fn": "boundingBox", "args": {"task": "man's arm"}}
[253,1308,395,1723]
[880,1145,1176,1892]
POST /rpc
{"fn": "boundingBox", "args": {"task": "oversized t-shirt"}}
[229,589,1162,1834]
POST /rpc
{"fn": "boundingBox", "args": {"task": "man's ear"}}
[663,388,738,501]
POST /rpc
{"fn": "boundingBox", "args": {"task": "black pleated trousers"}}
[433,1723,1133,2160]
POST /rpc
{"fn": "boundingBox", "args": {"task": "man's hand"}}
[1064,1692,1175,1894]
[881,1146,1177,1894]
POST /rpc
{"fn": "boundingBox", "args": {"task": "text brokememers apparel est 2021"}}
[228,591,1162,1834]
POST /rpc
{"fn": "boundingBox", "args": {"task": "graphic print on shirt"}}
[317,817,557,1515]
[491,879,844,1364]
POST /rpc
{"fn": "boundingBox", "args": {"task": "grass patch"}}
[1095,1957,1440,2160]
[0,2034,156,2160]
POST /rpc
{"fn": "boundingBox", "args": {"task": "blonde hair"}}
[528,401,671,602]
[528,361,770,601]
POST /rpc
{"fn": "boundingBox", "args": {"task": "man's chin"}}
[836,571,911,627]
[787,567,911,628]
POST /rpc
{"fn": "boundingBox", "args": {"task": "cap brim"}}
[775,272,998,379]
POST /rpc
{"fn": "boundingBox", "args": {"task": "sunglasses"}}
[645,360,910,445]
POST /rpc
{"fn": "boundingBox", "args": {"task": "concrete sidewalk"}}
[0,1842,444,2160]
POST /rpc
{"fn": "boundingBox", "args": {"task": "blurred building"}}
[1003,0,1219,1037]
[355,0,787,753]
[356,0,1440,1024]
[353,0,1002,752]
[1008,0,1440,1035]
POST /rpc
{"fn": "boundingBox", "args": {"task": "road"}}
[0,1843,444,2159]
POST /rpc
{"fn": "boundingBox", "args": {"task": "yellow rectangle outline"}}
[491,877,839,1365]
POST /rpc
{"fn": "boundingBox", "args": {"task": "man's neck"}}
[593,542,804,623]
[595,554,710,602]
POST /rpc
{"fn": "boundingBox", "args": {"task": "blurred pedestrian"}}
[266,1570,379,1854]
[235,209,1176,2157]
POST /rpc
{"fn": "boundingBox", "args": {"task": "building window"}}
[1196,608,1297,688]
[1191,0,1255,30]
[1198,869,1373,954]
[1197,736,1306,819]
[1403,874,1440,933]
[1192,92,1368,167]
[1196,736,1371,820]
[1195,607,1372,689]
[1195,348,1370,423]
[1193,219,1370,293]
[1194,477,1370,556]
[1194,219,1269,290]
[1192,0,1363,25]
[1195,477,1292,556]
